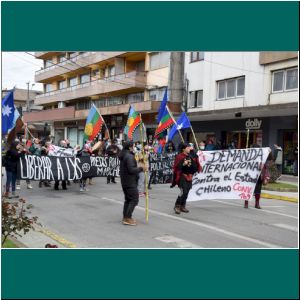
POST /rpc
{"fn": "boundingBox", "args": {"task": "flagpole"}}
[166,106,184,142]
[93,103,111,140]
[246,128,250,148]
[190,126,199,151]
[140,114,149,223]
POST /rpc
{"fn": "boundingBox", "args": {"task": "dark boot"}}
[244,200,249,208]
[174,206,181,214]
[62,181,67,190]
[54,181,59,190]
[180,206,189,213]
[255,194,261,209]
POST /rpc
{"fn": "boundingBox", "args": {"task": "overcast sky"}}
[2,52,43,91]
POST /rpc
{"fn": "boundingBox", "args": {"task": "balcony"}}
[35,52,126,82]
[35,71,146,105]
[74,100,182,118]
[23,107,75,123]
[35,52,61,59]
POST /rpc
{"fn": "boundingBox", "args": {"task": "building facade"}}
[24,52,181,146]
[184,51,298,174]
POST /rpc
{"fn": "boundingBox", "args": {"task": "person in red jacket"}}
[173,143,202,214]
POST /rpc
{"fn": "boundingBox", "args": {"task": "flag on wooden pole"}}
[124,105,142,140]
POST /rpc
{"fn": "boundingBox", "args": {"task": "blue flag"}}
[168,112,191,141]
[2,90,15,135]
[157,88,168,123]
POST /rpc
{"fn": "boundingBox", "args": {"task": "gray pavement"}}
[3,177,299,248]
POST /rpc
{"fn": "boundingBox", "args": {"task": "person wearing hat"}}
[119,141,146,225]
[173,142,202,214]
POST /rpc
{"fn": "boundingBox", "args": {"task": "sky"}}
[2,52,43,91]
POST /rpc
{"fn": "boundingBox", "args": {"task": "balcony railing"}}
[35,52,96,75]
[36,71,146,100]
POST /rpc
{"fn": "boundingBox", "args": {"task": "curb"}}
[261,193,298,203]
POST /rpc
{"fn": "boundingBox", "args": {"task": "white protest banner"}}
[187,148,270,202]
[47,145,77,157]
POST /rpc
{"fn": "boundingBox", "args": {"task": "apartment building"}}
[185,51,298,174]
[24,52,181,146]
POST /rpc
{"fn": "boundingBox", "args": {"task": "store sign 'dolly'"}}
[245,118,262,130]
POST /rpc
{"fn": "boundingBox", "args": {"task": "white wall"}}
[185,52,271,112]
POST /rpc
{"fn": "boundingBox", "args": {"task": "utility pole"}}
[26,81,30,112]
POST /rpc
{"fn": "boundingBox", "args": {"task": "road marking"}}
[39,228,77,248]
[102,197,282,248]
[272,224,298,232]
[210,200,298,220]
[155,235,201,248]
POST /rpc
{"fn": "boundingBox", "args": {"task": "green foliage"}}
[2,197,40,246]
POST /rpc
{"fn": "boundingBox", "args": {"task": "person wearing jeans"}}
[3,141,24,199]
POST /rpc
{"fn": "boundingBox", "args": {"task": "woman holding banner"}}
[173,143,202,214]
[244,146,272,209]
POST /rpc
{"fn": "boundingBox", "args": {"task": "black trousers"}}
[175,178,192,207]
[54,180,67,189]
[107,175,116,183]
[122,186,139,219]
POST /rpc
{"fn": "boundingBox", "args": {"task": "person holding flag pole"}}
[139,114,149,223]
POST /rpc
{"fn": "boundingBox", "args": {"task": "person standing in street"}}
[273,144,283,174]
[119,141,146,226]
[173,143,202,214]
[106,139,119,184]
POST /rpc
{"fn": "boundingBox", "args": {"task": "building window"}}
[189,90,203,108]
[107,65,115,77]
[80,73,90,84]
[149,87,167,101]
[91,69,99,80]
[45,84,52,93]
[75,100,91,110]
[58,80,66,90]
[58,54,66,63]
[190,52,204,62]
[127,92,144,104]
[69,77,78,87]
[217,76,245,100]
[44,59,53,68]
[272,68,298,92]
[149,52,170,70]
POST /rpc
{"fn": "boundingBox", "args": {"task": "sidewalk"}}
[261,189,298,203]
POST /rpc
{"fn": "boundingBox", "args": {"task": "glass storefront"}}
[226,130,263,148]
[282,131,298,175]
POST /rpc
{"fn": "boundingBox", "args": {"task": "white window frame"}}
[217,76,245,100]
[190,52,204,63]
[285,67,298,91]
[196,90,203,107]
[272,70,285,93]
[272,67,298,93]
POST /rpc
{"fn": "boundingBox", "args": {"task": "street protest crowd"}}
[2,133,288,226]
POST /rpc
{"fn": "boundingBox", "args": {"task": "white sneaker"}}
[80,187,84,192]
[16,185,21,190]
[27,184,33,189]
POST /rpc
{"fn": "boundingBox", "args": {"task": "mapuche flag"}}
[124,105,142,140]
[83,104,104,142]
[154,107,174,138]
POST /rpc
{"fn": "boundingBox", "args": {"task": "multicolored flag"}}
[157,88,168,123]
[124,105,142,140]
[83,104,104,143]
[154,106,174,138]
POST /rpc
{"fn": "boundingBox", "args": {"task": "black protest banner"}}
[148,152,176,184]
[17,155,120,181]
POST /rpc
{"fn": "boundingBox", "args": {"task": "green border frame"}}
[1,1,299,51]
[1,1,299,299]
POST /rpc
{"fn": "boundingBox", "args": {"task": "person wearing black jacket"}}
[106,139,119,184]
[119,141,146,226]
[3,141,24,199]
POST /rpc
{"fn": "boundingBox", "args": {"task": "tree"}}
[2,197,40,246]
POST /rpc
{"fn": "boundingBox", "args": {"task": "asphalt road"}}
[7,177,299,248]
